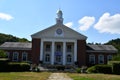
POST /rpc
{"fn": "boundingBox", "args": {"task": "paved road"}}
[47,73,73,80]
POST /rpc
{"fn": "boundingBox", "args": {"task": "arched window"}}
[22,52,28,61]
[98,55,104,64]
[107,55,112,61]
[67,54,72,63]
[45,54,50,62]
[13,52,19,61]
[89,54,95,64]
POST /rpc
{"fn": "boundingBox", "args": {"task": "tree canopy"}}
[0,33,29,45]
[105,38,120,54]
[0,50,6,58]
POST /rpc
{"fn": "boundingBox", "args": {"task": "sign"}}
[55,51,62,56]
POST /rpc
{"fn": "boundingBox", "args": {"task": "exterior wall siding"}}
[32,38,41,64]
[77,40,86,67]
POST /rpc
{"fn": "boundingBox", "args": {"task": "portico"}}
[40,39,77,65]
[31,9,87,67]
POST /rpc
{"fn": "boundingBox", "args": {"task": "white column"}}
[63,42,66,65]
[74,41,77,62]
[51,41,55,65]
[40,40,43,61]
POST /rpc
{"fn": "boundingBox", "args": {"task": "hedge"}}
[87,65,112,74]
[8,62,30,72]
[0,61,30,72]
[112,63,120,75]
[108,61,120,75]
[56,65,65,70]
[76,68,81,73]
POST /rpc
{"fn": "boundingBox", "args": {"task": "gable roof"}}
[0,42,32,50]
[86,44,118,53]
[31,24,87,40]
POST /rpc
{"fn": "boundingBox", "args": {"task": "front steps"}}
[37,64,77,72]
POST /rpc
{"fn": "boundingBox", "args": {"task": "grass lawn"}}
[68,73,120,80]
[0,72,51,80]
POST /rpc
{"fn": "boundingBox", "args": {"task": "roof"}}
[86,44,118,53]
[0,42,32,50]
[31,24,87,40]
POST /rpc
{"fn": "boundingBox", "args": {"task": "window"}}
[67,45,72,52]
[107,55,112,61]
[45,54,50,62]
[98,55,104,64]
[45,44,51,51]
[22,52,28,61]
[13,52,19,61]
[56,45,61,52]
[6,52,10,58]
[89,55,95,64]
[67,54,72,63]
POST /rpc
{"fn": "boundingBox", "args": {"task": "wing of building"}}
[0,10,118,67]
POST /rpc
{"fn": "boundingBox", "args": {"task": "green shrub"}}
[76,68,81,73]
[108,61,120,65]
[8,62,30,72]
[56,65,65,71]
[87,65,112,74]
[108,61,120,75]
[0,50,7,58]
[87,66,97,73]
[112,63,120,75]
[0,59,9,72]
[0,62,30,72]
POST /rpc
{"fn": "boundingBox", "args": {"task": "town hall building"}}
[0,10,118,67]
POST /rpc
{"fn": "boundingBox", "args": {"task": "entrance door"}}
[55,55,62,64]
[55,44,62,64]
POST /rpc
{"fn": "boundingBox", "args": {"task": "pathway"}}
[47,73,73,80]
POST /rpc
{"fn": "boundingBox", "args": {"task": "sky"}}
[0,0,120,43]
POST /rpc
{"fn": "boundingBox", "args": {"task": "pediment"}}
[31,24,87,40]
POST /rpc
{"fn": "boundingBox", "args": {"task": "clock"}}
[56,28,62,35]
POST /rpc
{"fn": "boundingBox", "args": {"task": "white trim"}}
[12,52,19,61]
[22,52,28,61]
[98,54,104,64]
[42,38,76,43]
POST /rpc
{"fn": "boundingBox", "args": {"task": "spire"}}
[56,9,64,24]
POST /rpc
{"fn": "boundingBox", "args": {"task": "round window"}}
[56,28,62,35]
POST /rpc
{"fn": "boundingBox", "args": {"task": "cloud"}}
[94,13,120,34]
[65,22,73,28]
[78,16,95,31]
[0,13,13,21]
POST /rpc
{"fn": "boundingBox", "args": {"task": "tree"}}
[0,50,7,58]
[105,38,120,54]
[112,54,120,61]
[0,33,29,45]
